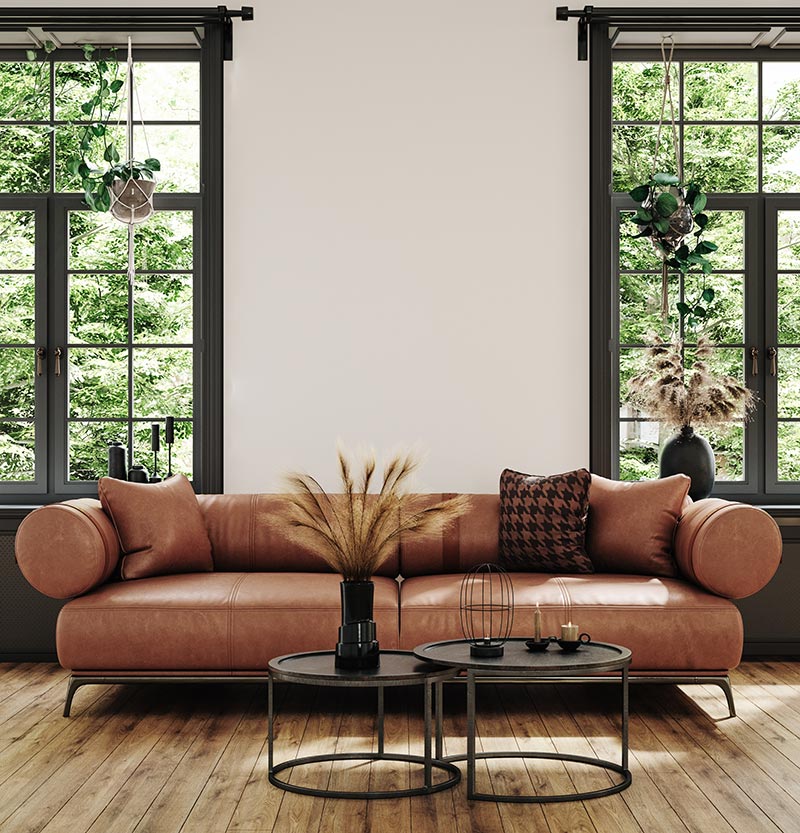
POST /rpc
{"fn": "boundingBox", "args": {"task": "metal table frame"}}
[267,650,461,799]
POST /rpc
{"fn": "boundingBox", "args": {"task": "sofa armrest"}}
[674,498,782,599]
[15,499,121,599]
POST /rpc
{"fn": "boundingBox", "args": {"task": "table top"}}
[413,638,631,674]
[268,650,456,687]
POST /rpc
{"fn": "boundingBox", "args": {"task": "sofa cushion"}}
[498,468,593,573]
[587,474,691,577]
[56,573,400,671]
[400,572,742,671]
[98,474,213,581]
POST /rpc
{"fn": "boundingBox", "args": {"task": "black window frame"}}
[0,33,223,504]
[590,25,800,504]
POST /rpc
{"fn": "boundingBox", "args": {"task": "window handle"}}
[54,347,62,377]
[36,347,46,377]
[750,346,759,376]
[768,346,777,377]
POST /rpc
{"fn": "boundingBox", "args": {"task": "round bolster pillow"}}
[673,498,782,599]
[15,499,121,599]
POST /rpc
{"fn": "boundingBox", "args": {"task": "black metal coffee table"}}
[414,638,632,802]
[267,650,461,799]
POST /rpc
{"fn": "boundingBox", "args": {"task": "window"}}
[594,47,800,501]
[0,45,221,500]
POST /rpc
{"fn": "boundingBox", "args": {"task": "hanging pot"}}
[659,426,715,500]
[335,580,380,670]
[109,177,156,224]
[644,187,694,255]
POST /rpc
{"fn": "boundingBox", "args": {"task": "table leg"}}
[377,685,385,756]
[268,674,274,773]
[424,680,433,789]
[466,669,476,799]
[622,665,629,771]
[435,680,444,760]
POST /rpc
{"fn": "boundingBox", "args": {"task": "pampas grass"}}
[628,336,755,430]
[279,447,471,581]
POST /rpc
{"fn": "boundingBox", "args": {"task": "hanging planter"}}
[107,159,159,224]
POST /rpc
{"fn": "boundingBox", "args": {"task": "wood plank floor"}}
[1,661,799,832]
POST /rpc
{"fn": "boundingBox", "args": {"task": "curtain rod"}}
[556,6,800,60]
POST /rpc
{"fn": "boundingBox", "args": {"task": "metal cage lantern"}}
[459,563,514,658]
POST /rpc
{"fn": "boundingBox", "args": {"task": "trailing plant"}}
[627,335,755,431]
[628,173,718,330]
[279,447,471,581]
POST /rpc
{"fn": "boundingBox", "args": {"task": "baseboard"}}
[0,652,58,662]
[743,641,800,658]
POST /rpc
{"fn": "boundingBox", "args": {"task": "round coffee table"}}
[414,638,632,802]
[267,649,461,799]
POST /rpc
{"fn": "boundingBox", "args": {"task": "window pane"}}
[612,62,679,122]
[619,347,649,416]
[68,347,128,418]
[0,210,35,270]
[68,421,127,481]
[68,211,128,271]
[0,61,49,121]
[54,61,124,122]
[684,346,744,384]
[134,273,192,344]
[135,211,193,271]
[778,211,800,270]
[0,421,35,481]
[0,127,49,192]
[133,420,193,480]
[704,424,745,482]
[683,63,758,121]
[619,272,678,344]
[764,63,800,122]
[778,348,800,418]
[778,274,800,343]
[0,348,34,418]
[619,421,661,481]
[683,126,758,192]
[0,274,35,344]
[763,126,800,193]
[683,273,744,343]
[612,125,677,193]
[133,125,199,192]
[133,348,192,418]
[69,273,128,344]
[778,423,800,481]
[56,125,125,193]
[619,212,663,271]
[133,62,199,121]
[704,211,745,271]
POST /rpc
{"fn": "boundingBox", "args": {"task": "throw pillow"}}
[498,468,594,573]
[586,473,691,577]
[98,474,213,580]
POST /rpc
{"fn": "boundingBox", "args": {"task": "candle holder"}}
[459,563,514,658]
[165,416,174,477]
[149,423,162,483]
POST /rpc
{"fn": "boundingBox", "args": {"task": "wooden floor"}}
[1,662,800,833]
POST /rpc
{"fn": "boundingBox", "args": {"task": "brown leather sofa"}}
[15,492,782,716]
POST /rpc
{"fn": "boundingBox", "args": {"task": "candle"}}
[151,423,160,453]
[534,604,542,641]
[561,622,579,641]
[165,416,174,444]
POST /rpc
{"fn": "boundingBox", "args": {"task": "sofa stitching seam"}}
[249,495,257,571]
[227,574,248,670]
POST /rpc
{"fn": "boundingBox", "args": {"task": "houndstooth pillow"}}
[498,468,594,573]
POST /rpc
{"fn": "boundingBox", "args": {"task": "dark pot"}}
[335,580,380,670]
[659,426,715,500]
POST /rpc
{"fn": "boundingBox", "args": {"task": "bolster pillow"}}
[673,499,782,599]
[15,499,121,599]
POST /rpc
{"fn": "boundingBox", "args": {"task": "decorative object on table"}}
[459,563,514,657]
[627,336,756,500]
[149,423,162,483]
[525,637,552,652]
[556,628,592,653]
[127,463,149,483]
[498,468,594,573]
[526,602,550,651]
[278,446,471,669]
[164,416,175,477]
[625,37,717,326]
[107,441,127,480]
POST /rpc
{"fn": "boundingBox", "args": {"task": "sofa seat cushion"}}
[56,573,400,672]
[399,573,742,671]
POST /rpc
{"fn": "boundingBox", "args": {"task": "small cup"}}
[556,633,591,653]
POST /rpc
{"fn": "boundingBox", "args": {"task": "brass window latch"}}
[54,347,62,377]
[767,346,777,377]
[750,346,759,376]
[36,347,46,377]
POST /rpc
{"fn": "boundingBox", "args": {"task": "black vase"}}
[335,580,380,670]
[659,426,715,500]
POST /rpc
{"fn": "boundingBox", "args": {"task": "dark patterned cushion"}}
[498,468,594,573]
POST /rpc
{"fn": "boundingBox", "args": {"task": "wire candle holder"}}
[459,563,514,657]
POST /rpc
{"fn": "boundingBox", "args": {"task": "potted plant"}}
[627,336,755,499]
[279,447,470,669]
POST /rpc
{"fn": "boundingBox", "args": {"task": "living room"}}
[1,1,798,831]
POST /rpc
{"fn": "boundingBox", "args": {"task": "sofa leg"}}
[63,676,82,717]
[715,675,736,718]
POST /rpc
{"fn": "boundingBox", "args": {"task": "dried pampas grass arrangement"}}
[279,447,471,581]
[628,335,756,430]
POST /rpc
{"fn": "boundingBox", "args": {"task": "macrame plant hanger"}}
[652,36,682,323]
[110,37,157,285]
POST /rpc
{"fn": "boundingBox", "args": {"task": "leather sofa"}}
[15,491,782,716]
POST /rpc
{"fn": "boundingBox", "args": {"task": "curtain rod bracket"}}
[557,5,593,60]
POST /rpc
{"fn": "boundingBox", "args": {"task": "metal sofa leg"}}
[63,676,83,717]
[715,675,736,718]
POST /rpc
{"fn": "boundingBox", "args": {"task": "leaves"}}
[629,184,650,202]
[652,172,680,186]
[693,192,708,213]
[655,191,679,217]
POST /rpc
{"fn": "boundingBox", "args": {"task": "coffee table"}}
[414,638,632,802]
[267,649,461,798]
